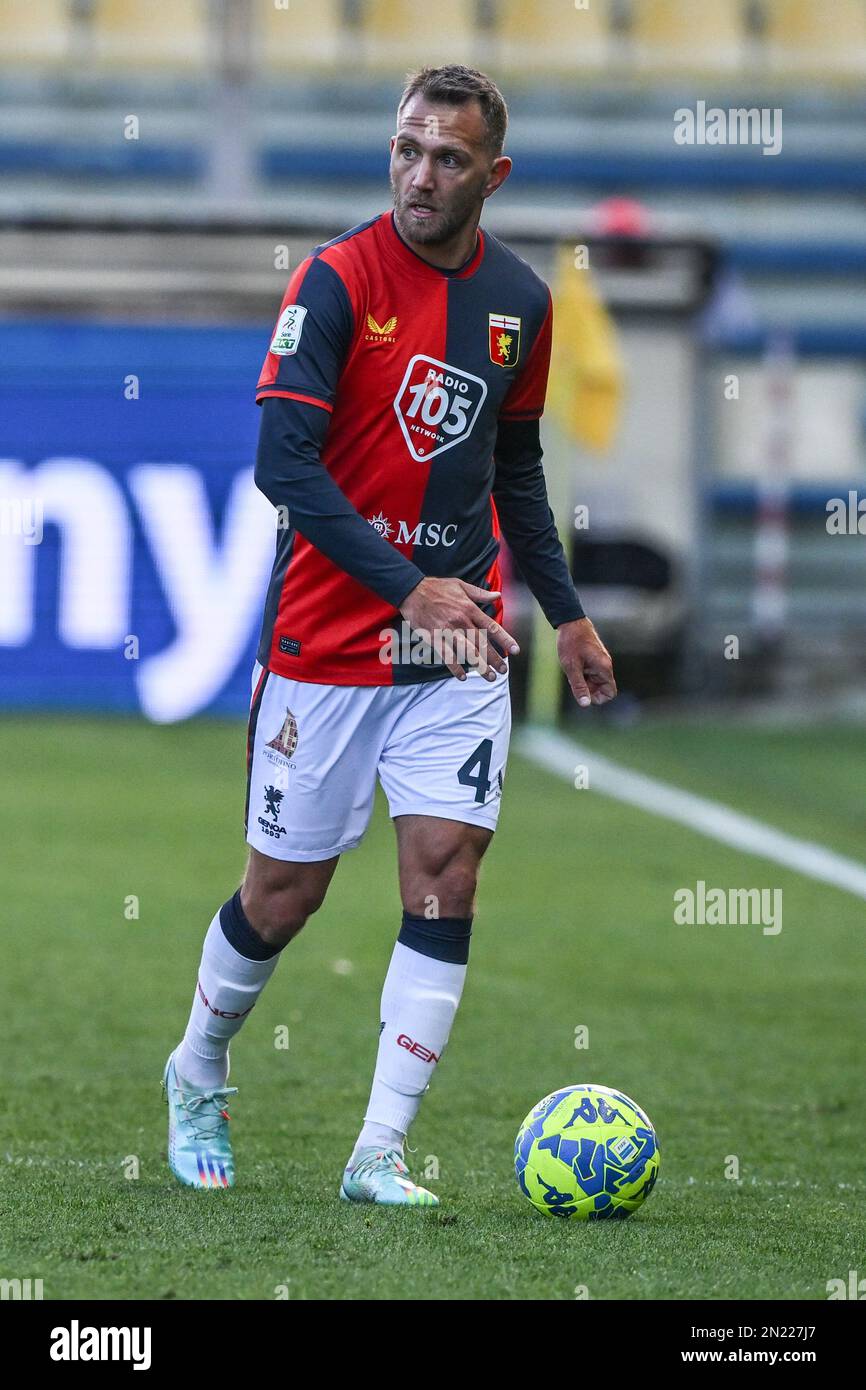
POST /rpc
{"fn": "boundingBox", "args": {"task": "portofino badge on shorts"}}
[262,711,300,789]
[488,313,521,367]
[264,708,298,771]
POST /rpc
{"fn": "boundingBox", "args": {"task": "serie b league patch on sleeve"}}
[270,304,308,356]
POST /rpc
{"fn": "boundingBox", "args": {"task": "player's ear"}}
[483,156,512,200]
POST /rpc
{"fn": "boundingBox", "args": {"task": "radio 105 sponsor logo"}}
[393,355,487,462]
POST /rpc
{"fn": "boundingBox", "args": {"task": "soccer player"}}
[163,65,616,1203]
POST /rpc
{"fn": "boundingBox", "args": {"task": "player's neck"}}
[392,213,480,272]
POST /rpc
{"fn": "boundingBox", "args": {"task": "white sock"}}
[174,908,280,1091]
[352,1120,406,1160]
[351,941,467,1164]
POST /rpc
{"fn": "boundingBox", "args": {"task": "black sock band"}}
[398,910,473,965]
[219,889,282,961]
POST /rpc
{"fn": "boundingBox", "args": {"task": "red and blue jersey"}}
[254,209,582,685]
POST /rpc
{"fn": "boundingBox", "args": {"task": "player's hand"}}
[399,577,519,681]
[557,617,617,708]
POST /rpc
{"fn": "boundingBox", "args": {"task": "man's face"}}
[389,95,509,247]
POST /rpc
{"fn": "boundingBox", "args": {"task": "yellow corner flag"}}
[547,243,623,454]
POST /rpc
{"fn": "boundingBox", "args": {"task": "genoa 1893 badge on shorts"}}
[258,784,287,839]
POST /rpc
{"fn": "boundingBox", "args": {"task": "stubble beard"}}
[391,179,482,248]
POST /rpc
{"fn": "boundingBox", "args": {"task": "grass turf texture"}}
[1,714,863,1300]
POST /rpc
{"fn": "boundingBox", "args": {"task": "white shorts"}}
[245,662,511,861]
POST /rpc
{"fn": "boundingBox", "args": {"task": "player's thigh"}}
[378,667,512,834]
[245,665,382,862]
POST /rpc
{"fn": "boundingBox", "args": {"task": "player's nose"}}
[411,156,436,191]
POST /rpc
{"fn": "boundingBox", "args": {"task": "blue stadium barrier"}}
[0,142,202,179]
[709,483,865,515]
[2,139,865,195]
[708,324,866,354]
[727,242,866,275]
[261,145,866,194]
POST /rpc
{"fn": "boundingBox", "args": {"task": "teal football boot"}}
[162,1052,237,1189]
[340,1147,439,1207]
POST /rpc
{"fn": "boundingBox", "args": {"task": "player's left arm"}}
[492,290,616,709]
[492,417,616,707]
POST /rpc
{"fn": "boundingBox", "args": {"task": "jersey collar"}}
[381,209,485,280]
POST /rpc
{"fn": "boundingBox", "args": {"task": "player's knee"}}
[437,864,479,917]
[415,847,481,917]
[241,869,330,947]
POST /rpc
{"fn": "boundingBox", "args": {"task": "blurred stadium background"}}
[3,1,866,1302]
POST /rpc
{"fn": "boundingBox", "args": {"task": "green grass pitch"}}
[1,713,863,1300]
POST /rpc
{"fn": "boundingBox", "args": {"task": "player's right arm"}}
[256,255,425,609]
[256,395,425,609]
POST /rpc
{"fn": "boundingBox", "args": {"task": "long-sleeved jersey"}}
[254,209,583,685]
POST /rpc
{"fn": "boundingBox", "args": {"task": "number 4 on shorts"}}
[457,739,503,804]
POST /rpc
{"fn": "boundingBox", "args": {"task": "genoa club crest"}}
[488,313,521,368]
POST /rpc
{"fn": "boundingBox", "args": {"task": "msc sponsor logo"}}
[367,513,457,547]
[368,511,394,538]
[393,355,487,462]
[397,1033,440,1064]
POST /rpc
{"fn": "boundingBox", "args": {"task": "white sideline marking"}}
[518,726,866,902]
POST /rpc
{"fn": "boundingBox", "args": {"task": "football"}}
[514,1083,660,1220]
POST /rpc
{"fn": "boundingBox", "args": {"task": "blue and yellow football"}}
[514,1083,660,1220]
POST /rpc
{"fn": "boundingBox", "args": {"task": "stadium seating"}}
[494,0,612,75]
[630,0,747,73]
[6,0,866,86]
[0,0,72,66]
[90,0,210,71]
[762,0,866,79]
[360,0,475,70]
[257,0,345,73]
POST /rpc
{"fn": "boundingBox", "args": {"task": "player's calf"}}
[165,853,339,1189]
